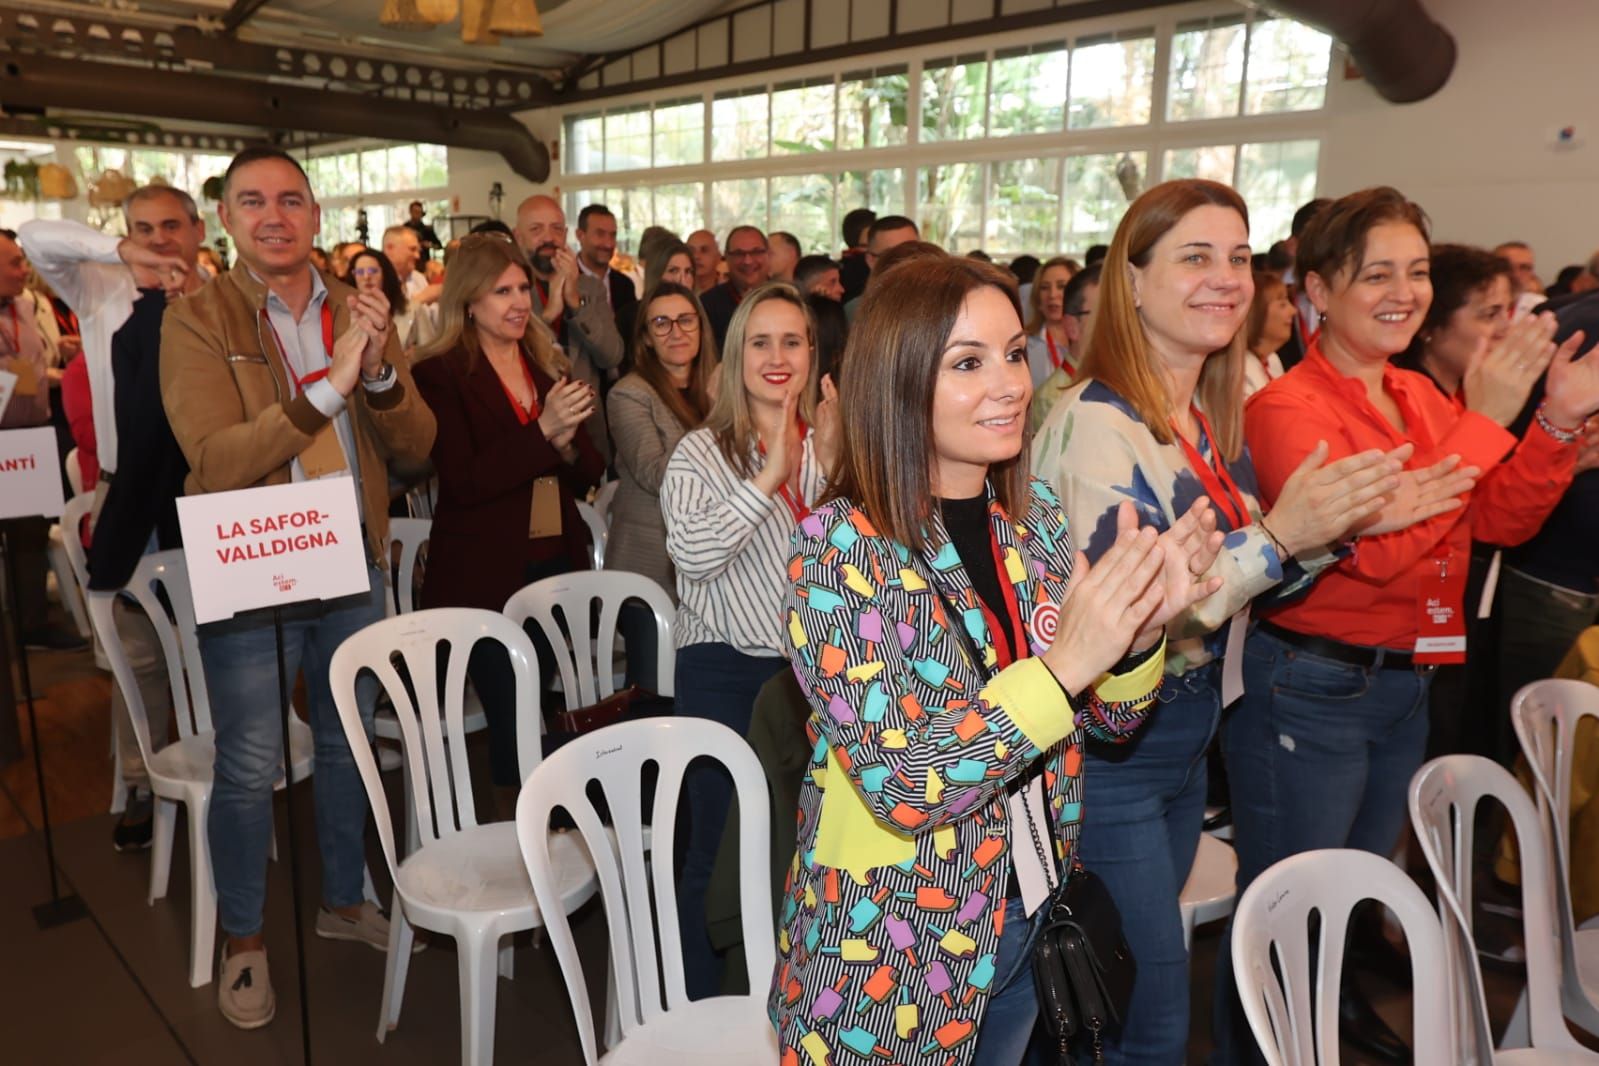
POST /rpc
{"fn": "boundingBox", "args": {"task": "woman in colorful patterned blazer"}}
[770,255,1226,1066]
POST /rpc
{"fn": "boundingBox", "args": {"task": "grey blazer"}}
[605,372,692,596]
[533,272,623,458]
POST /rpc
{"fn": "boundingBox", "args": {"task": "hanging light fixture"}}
[460,0,499,44]
[488,0,543,37]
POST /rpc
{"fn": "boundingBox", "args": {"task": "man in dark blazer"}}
[575,202,639,360]
[700,225,771,350]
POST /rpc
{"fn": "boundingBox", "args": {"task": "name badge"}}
[299,423,349,480]
[1414,550,1467,665]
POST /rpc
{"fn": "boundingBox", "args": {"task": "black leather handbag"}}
[1031,867,1137,1063]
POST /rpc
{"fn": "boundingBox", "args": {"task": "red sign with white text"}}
[0,426,66,520]
[175,476,369,623]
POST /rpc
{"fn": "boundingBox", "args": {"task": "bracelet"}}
[1536,402,1582,444]
[1258,517,1289,560]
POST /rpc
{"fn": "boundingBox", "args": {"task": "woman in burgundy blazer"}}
[412,234,604,795]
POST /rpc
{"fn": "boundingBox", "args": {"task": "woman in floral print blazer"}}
[770,255,1225,1066]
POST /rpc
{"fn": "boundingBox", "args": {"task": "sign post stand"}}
[177,474,371,1066]
[0,426,86,930]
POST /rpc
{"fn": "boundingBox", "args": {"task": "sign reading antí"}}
[176,475,370,624]
[0,426,66,521]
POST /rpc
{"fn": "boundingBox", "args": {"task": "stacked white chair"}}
[46,484,93,642]
[1408,754,1596,1064]
[1231,848,1453,1066]
[1180,831,1238,950]
[575,501,608,570]
[1511,681,1599,1042]
[86,549,314,987]
[515,717,778,1064]
[593,479,620,526]
[329,608,599,1066]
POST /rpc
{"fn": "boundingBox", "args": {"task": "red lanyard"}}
[53,304,77,338]
[976,526,1028,669]
[1171,406,1249,532]
[758,420,809,522]
[1044,331,1074,377]
[260,303,335,395]
[496,354,541,425]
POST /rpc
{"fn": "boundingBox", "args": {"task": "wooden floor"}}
[0,603,1587,1064]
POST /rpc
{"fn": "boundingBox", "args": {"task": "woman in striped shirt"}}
[661,281,838,998]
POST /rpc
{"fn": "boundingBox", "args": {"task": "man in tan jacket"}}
[161,147,436,1029]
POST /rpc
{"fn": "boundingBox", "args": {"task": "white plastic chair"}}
[1181,831,1238,950]
[85,549,314,988]
[64,445,84,497]
[515,717,778,1065]
[593,479,620,526]
[1408,755,1598,1064]
[46,491,93,642]
[1231,849,1452,1066]
[502,569,676,707]
[576,500,608,570]
[329,608,600,1066]
[1512,681,1599,1041]
[386,516,432,618]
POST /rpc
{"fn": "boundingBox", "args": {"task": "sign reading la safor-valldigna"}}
[0,426,67,521]
[175,476,369,624]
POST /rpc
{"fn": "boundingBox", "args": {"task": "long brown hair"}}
[826,256,1029,552]
[704,282,817,477]
[412,232,566,379]
[630,281,717,430]
[1245,271,1287,354]
[1079,179,1250,459]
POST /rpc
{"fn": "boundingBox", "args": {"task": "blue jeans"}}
[1209,628,1432,1065]
[971,895,1051,1066]
[1077,665,1220,1065]
[200,566,385,938]
[675,642,786,999]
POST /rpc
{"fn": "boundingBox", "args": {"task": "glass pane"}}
[921,55,988,143]
[387,145,419,191]
[653,98,704,167]
[600,187,650,255]
[711,90,769,162]
[988,158,1061,257]
[989,47,1068,137]
[1068,35,1155,129]
[73,146,98,175]
[306,156,336,199]
[604,107,652,172]
[329,154,361,198]
[129,150,179,186]
[1167,21,1245,121]
[1246,19,1332,114]
[1062,151,1147,255]
[653,182,705,240]
[566,113,604,175]
[918,164,983,253]
[838,67,909,151]
[360,150,387,194]
[772,80,837,155]
[711,178,767,237]
[836,169,905,227]
[1163,144,1237,184]
[1236,139,1320,246]
[770,173,834,257]
[190,154,233,198]
[418,144,449,187]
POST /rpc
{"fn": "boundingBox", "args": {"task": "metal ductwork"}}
[0,54,550,182]
[1267,0,1455,103]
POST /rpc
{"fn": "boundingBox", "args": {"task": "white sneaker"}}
[218,944,275,1030]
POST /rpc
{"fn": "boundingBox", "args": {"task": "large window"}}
[558,11,1330,260]
[305,143,450,246]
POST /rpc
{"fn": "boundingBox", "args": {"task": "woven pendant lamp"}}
[461,0,500,44]
[419,0,458,20]
[488,0,543,36]
[380,0,432,30]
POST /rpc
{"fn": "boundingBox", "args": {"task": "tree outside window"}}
[921,54,988,143]
[989,46,1068,137]
[1068,35,1155,129]
[1167,19,1246,121]
[918,163,983,253]
[837,67,908,151]
[988,157,1061,257]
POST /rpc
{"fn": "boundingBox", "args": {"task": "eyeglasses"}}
[351,266,382,278]
[648,313,701,337]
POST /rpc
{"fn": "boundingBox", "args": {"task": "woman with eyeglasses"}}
[345,246,434,354]
[411,234,604,815]
[605,281,718,690]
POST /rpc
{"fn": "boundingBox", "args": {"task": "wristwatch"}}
[360,361,396,387]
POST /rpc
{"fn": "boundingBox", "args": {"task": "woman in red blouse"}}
[1214,187,1599,1063]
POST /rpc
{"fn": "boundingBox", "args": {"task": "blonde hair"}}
[1079,179,1250,459]
[704,282,817,477]
[413,234,566,379]
[1024,256,1078,335]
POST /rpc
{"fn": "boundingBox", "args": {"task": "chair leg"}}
[377,906,416,1042]
[363,863,380,906]
[498,941,514,981]
[1182,907,1197,953]
[402,757,420,858]
[1501,989,1531,1049]
[188,801,217,988]
[148,797,178,904]
[109,735,128,815]
[457,929,501,1066]
[603,949,623,1050]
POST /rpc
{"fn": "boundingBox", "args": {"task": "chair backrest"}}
[64,446,83,497]
[84,549,211,765]
[515,717,773,1064]
[1411,754,1586,1055]
[1231,849,1452,1066]
[328,608,542,880]
[575,500,607,570]
[1511,679,1599,943]
[386,516,432,617]
[503,569,676,702]
[405,476,437,520]
[56,491,94,609]
[593,479,620,526]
